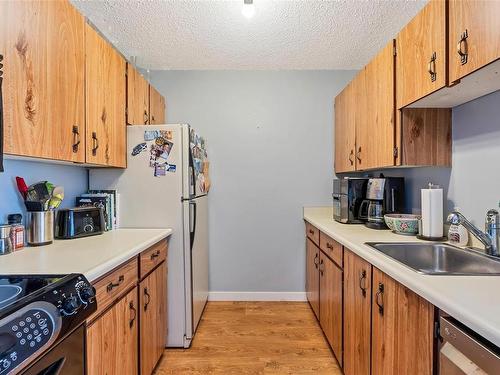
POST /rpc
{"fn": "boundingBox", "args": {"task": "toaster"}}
[55,207,105,239]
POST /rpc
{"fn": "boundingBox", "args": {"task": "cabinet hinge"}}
[434,321,441,339]
[393,147,398,158]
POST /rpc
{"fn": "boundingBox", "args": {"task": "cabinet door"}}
[319,252,343,367]
[149,85,166,124]
[396,0,446,108]
[358,41,395,170]
[305,238,320,320]
[371,268,434,375]
[449,0,500,83]
[86,287,138,375]
[140,262,167,375]
[343,249,371,375]
[127,64,150,125]
[0,0,85,162]
[334,81,356,173]
[85,24,126,167]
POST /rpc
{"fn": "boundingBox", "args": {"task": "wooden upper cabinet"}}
[371,267,435,375]
[306,238,320,320]
[343,249,372,375]
[127,63,150,125]
[396,0,447,108]
[85,24,126,168]
[359,41,395,170]
[86,287,139,375]
[334,81,356,173]
[140,262,167,375]
[449,0,500,83]
[0,0,85,162]
[319,252,343,367]
[150,85,166,124]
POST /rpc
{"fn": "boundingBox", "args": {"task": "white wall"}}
[150,70,356,295]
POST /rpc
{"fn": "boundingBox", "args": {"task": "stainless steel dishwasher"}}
[439,316,500,374]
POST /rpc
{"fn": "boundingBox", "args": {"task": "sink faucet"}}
[447,210,500,257]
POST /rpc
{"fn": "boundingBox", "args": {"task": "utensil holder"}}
[27,211,54,246]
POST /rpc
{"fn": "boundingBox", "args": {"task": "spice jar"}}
[0,224,13,255]
[8,214,25,250]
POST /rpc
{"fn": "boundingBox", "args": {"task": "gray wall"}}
[0,159,88,223]
[150,70,356,293]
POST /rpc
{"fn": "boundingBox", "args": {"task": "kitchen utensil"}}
[27,210,54,246]
[48,186,64,209]
[16,176,29,199]
[25,201,45,211]
[0,224,13,255]
[384,214,420,235]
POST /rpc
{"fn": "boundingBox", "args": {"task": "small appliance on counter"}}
[55,207,105,239]
[332,177,368,224]
[359,177,405,229]
[0,274,96,374]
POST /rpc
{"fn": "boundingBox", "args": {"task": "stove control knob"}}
[79,286,96,304]
[61,296,81,315]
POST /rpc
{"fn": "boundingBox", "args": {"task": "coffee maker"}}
[359,177,405,229]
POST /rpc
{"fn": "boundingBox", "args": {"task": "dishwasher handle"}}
[439,316,500,374]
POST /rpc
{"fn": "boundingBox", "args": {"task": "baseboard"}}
[208,291,307,302]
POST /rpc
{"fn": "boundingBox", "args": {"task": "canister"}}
[27,211,54,246]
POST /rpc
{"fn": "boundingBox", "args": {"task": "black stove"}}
[0,274,96,374]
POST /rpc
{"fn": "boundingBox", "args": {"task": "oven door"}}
[21,325,85,375]
[439,316,500,374]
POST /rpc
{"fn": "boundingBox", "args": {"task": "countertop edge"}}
[303,208,500,348]
[84,229,173,282]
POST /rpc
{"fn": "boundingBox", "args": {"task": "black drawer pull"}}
[106,275,124,292]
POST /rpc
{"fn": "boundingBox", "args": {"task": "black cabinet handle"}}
[92,131,99,156]
[144,287,151,311]
[348,149,354,166]
[319,259,324,276]
[129,301,136,328]
[143,110,149,124]
[150,250,161,260]
[72,125,81,153]
[375,282,384,315]
[428,52,437,82]
[313,253,319,269]
[359,270,367,297]
[457,29,468,65]
[106,275,124,292]
[326,243,334,250]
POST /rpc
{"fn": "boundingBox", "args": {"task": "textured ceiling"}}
[72,0,427,70]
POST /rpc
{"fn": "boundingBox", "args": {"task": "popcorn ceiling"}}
[72,0,427,70]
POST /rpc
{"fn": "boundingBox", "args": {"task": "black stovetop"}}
[0,276,64,311]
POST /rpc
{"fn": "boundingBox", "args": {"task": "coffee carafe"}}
[358,177,405,229]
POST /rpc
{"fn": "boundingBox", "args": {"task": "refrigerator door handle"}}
[189,201,197,251]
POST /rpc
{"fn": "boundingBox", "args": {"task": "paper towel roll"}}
[421,186,443,238]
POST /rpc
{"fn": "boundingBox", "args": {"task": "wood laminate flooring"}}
[154,301,342,374]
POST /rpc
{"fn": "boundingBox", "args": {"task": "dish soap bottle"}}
[448,207,469,247]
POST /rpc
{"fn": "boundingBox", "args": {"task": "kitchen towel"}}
[421,184,443,238]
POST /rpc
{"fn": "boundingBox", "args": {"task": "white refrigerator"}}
[89,124,209,348]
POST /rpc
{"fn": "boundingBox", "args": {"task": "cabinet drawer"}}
[319,232,343,268]
[305,222,319,246]
[89,258,138,321]
[139,239,168,279]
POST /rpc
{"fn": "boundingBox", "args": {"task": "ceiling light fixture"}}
[241,0,255,19]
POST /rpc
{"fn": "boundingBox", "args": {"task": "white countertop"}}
[304,206,500,347]
[0,228,173,282]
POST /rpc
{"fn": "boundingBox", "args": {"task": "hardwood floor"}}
[155,302,342,374]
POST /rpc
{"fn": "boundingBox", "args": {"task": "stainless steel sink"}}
[366,242,500,275]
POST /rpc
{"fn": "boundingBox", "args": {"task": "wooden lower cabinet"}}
[305,238,320,319]
[139,262,167,375]
[343,249,372,375]
[86,287,139,375]
[319,252,343,366]
[371,267,435,375]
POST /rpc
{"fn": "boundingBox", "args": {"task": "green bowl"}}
[384,214,420,235]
